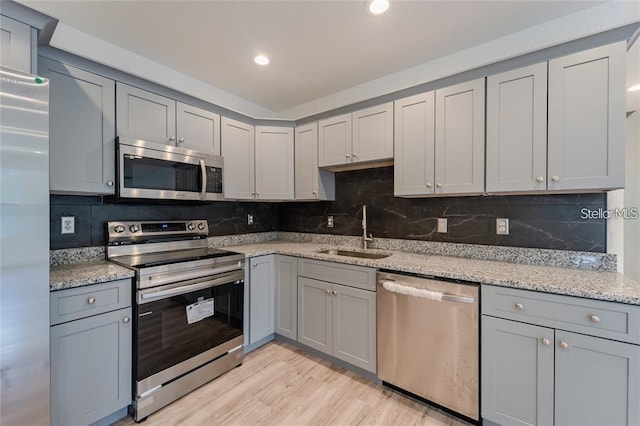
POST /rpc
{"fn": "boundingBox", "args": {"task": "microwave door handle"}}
[199,159,207,200]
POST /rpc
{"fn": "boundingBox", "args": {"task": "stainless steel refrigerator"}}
[0,66,50,425]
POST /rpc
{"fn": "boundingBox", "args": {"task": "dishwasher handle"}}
[380,279,475,304]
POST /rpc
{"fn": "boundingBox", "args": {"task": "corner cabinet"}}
[318,102,393,170]
[39,57,117,195]
[548,41,626,191]
[248,255,275,345]
[116,83,221,154]
[294,122,335,201]
[50,279,132,426]
[297,259,377,373]
[481,285,640,426]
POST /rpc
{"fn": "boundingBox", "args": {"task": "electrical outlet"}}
[327,216,334,228]
[496,218,509,235]
[61,216,75,234]
[437,218,447,233]
[247,214,254,225]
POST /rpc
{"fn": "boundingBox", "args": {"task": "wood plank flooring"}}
[115,341,471,426]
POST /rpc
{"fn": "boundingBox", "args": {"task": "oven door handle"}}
[199,159,207,201]
[140,275,241,302]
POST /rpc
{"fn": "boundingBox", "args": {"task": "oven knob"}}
[187,223,196,230]
[129,225,140,233]
[197,223,206,230]
[114,225,125,233]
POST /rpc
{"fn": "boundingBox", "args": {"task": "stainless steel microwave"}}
[116,137,224,201]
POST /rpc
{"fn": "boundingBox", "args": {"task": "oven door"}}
[117,138,223,201]
[135,270,243,395]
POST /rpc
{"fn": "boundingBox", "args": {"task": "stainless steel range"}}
[107,220,245,422]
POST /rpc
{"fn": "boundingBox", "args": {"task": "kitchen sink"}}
[318,248,392,260]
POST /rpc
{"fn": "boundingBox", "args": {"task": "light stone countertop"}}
[50,261,134,291]
[221,241,640,306]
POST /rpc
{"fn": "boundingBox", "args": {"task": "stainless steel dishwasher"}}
[377,271,479,421]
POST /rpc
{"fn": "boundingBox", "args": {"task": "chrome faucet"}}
[362,205,374,249]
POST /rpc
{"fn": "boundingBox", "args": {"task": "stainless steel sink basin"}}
[318,248,391,260]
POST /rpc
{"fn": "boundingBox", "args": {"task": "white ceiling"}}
[24,0,610,114]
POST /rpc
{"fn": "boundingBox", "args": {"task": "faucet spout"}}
[362,204,374,249]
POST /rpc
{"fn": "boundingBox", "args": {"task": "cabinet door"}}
[249,255,275,344]
[486,63,547,192]
[116,82,176,145]
[221,117,255,199]
[481,316,554,426]
[548,42,625,191]
[176,102,220,155]
[295,122,335,200]
[255,126,294,200]
[352,102,393,164]
[297,277,332,355]
[50,307,132,426]
[435,79,485,195]
[274,255,298,340]
[0,16,31,73]
[39,58,116,195]
[332,284,376,373]
[394,92,436,196]
[555,330,640,426]
[318,113,351,167]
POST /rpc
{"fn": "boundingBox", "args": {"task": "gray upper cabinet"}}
[116,82,176,145]
[393,91,436,196]
[274,255,298,340]
[0,15,32,73]
[39,57,116,195]
[248,255,275,345]
[435,78,485,195]
[482,285,640,426]
[294,122,335,201]
[486,63,548,193]
[255,126,294,200]
[221,116,255,199]
[318,103,393,170]
[176,102,221,155]
[548,41,626,191]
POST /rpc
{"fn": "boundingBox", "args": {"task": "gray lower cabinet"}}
[50,280,132,426]
[297,259,376,373]
[274,255,298,340]
[39,57,116,194]
[482,285,640,426]
[248,255,275,345]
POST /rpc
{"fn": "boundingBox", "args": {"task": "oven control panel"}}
[107,220,209,243]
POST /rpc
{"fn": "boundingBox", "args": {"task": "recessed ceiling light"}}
[254,55,270,66]
[629,84,640,92]
[368,0,389,15]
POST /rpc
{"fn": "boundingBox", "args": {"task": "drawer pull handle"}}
[123,317,130,323]
[541,338,550,346]
[515,302,524,310]
[559,341,569,349]
[87,297,96,304]
[589,315,600,323]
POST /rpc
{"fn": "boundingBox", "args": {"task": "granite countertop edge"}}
[221,242,640,306]
[50,260,135,291]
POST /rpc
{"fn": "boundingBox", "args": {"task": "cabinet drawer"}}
[482,285,640,344]
[298,258,375,291]
[50,279,132,325]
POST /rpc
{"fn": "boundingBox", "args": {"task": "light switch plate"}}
[437,218,447,233]
[496,218,509,235]
[61,216,75,234]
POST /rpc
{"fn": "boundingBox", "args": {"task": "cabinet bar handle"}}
[515,302,524,310]
[559,341,569,349]
[87,297,96,304]
[589,315,601,323]
[541,338,550,346]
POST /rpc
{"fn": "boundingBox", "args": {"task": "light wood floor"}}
[115,341,471,426]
